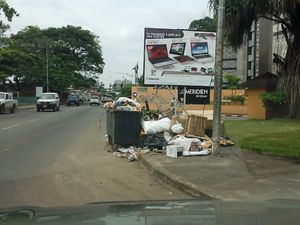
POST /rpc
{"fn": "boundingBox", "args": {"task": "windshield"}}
[39,94,55,99]
[1,1,299,220]
[0,93,4,99]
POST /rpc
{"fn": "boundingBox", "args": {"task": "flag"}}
[132,63,138,74]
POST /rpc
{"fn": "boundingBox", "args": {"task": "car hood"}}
[0,199,299,225]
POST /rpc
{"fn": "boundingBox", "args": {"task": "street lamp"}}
[46,42,49,92]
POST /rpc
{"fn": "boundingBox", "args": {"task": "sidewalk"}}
[17,105,35,110]
[140,146,300,201]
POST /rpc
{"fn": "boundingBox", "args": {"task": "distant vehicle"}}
[0,92,18,114]
[36,92,60,112]
[67,94,80,106]
[90,96,100,106]
[101,96,113,103]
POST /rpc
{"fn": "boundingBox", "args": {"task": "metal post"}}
[212,0,226,155]
[46,42,49,92]
[183,86,186,105]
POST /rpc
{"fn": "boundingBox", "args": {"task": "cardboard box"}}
[166,146,183,158]
[185,115,207,137]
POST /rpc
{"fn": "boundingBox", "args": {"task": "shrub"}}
[223,95,246,105]
[259,91,286,109]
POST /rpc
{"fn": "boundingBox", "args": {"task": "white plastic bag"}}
[171,122,184,134]
[142,118,171,134]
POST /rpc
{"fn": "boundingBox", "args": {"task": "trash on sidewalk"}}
[167,135,211,157]
[185,114,207,137]
[104,95,233,161]
[220,137,234,146]
[112,146,150,162]
[142,118,171,134]
[171,122,184,134]
[143,132,167,150]
[166,146,183,158]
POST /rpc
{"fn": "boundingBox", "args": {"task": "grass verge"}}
[225,119,300,158]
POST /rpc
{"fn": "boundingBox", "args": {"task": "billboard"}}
[143,28,216,86]
[178,86,210,104]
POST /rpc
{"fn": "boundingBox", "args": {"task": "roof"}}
[242,72,278,90]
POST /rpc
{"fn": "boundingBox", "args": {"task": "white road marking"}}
[1,118,40,130]
[26,119,40,123]
[2,123,23,130]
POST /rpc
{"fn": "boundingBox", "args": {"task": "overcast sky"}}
[6,0,210,86]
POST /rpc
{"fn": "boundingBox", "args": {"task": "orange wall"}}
[247,88,267,119]
[132,86,247,115]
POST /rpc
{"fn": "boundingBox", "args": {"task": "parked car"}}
[67,94,80,106]
[36,92,60,112]
[90,96,100,106]
[0,92,18,114]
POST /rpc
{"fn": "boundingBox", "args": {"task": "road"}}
[0,105,189,208]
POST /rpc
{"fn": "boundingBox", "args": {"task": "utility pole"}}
[46,42,49,92]
[212,0,226,155]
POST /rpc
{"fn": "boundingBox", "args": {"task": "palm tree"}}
[209,0,300,117]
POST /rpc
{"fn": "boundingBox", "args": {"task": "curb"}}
[17,106,35,110]
[140,155,212,199]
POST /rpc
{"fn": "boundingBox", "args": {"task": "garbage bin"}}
[106,110,142,146]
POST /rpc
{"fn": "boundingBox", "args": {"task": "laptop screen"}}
[191,42,209,55]
[147,44,169,60]
[169,43,185,55]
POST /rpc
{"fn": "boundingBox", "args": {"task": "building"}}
[113,79,132,92]
[236,18,286,81]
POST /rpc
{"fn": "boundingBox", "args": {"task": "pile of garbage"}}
[104,97,141,112]
[141,117,213,157]
[105,98,234,161]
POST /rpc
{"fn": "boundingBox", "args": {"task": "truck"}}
[0,92,18,114]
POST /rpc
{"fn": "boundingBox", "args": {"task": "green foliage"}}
[6,25,104,92]
[189,16,217,32]
[223,95,246,105]
[97,82,106,94]
[223,74,240,89]
[120,84,132,97]
[259,91,286,109]
[0,0,18,35]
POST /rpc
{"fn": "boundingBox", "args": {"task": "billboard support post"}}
[183,86,186,105]
[212,0,226,155]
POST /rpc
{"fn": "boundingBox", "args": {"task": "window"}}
[248,32,253,41]
[248,47,252,55]
[247,62,252,70]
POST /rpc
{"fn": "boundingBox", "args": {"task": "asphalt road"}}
[0,105,189,208]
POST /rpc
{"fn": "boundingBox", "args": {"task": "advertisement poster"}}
[178,86,210,104]
[143,28,216,86]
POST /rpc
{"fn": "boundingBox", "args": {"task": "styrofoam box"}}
[166,146,183,158]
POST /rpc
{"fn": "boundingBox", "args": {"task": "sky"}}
[6,0,210,87]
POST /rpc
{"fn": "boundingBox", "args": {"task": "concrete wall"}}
[132,86,247,115]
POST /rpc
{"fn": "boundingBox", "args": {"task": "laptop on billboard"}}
[191,42,211,59]
[146,44,176,68]
[170,43,195,63]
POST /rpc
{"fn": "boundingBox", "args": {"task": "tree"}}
[120,84,132,97]
[223,74,240,89]
[9,25,105,93]
[209,0,300,117]
[0,0,18,87]
[189,16,217,32]
[0,0,18,36]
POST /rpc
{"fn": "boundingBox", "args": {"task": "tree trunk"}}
[279,36,300,118]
